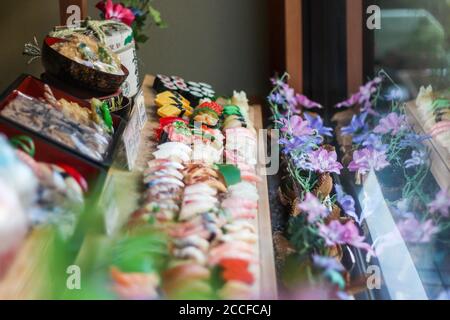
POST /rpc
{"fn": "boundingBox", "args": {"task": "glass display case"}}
[270,0,450,300]
[363,0,450,300]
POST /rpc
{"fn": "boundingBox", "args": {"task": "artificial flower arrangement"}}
[96,0,166,46]
[333,72,450,250]
[268,73,373,299]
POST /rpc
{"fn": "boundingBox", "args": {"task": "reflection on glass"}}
[374,0,450,100]
[360,170,428,300]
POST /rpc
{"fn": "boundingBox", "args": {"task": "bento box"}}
[0,74,126,168]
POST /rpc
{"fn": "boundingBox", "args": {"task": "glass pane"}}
[369,0,450,300]
[374,0,450,100]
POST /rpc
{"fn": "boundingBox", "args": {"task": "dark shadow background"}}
[0,0,271,98]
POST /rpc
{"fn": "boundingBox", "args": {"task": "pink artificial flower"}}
[279,115,314,137]
[308,148,343,175]
[396,217,439,244]
[373,112,407,135]
[336,77,383,114]
[96,0,136,26]
[280,83,297,107]
[319,220,374,254]
[348,148,390,176]
[298,193,330,223]
[295,94,323,109]
[428,189,450,218]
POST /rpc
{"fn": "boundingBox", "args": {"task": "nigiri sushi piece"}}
[191,144,223,164]
[224,221,257,234]
[183,194,219,205]
[173,247,207,265]
[157,142,192,155]
[222,198,258,210]
[152,149,191,164]
[179,202,217,221]
[144,167,184,179]
[184,183,217,196]
[147,159,185,170]
[173,235,210,252]
[208,251,256,267]
[209,241,254,256]
[163,263,211,285]
[145,177,185,189]
[221,231,258,244]
[229,182,259,201]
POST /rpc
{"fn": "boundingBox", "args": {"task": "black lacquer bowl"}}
[42,36,129,94]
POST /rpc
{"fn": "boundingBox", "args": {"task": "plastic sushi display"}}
[103,83,261,300]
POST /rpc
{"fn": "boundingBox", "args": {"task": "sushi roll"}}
[199,82,213,90]
[187,81,202,89]
[153,74,173,93]
[171,75,185,82]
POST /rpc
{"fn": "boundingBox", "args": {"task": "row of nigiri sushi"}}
[125,140,258,299]
[113,90,261,300]
[153,140,258,299]
[217,117,262,298]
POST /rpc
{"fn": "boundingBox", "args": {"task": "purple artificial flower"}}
[308,148,343,175]
[362,134,388,152]
[348,148,390,176]
[295,94,323,109]
[373,112,407,135]
[279,137,301,155]
[279,115,314,137]
[298,193,330,223]
[319,220,374,254]
[268,92,285,105]
[313,255,345,272]
[428,189,450,218]
[280,83,298,107]
[336,77,382,112]
[280,135,322,155]
[335,184,358,223]
[292,153,315,171]
[399,133,431,149]
[404,149,428,169]
[303,113,333,137]
[341,112,370,144]
[396,217,439,244]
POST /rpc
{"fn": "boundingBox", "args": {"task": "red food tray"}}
[0,74,126,168]
[0,119,107,195]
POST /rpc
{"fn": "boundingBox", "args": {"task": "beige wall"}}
[0,0,270,97]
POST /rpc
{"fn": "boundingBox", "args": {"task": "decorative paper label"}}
[122,104,142,170]
[135,88,148,130]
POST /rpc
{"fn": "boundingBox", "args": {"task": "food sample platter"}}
[103,74,277,299]
[405,100,450,190]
